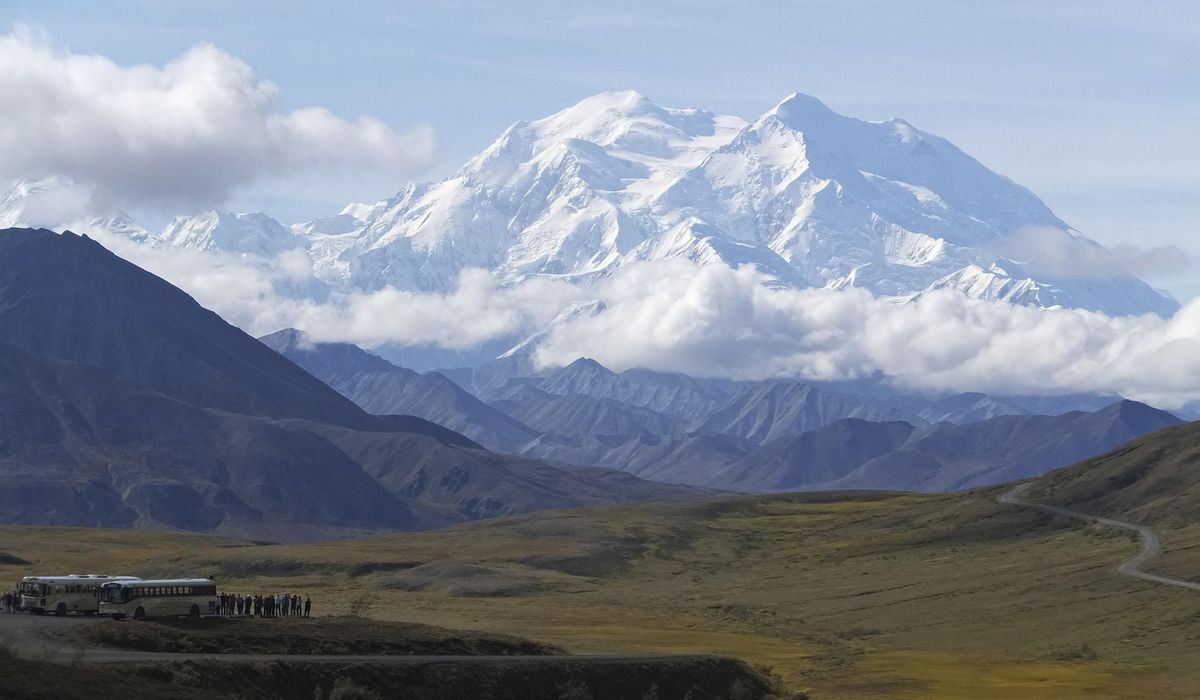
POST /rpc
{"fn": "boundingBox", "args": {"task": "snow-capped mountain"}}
[0,178,155,244]
[921,260,1177,316]
[161,210,302,258]
[314,90,750,292]
[288,91,1174,315]
[3,92,1177,318]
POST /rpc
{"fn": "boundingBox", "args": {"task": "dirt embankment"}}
[0,646,224,700]
[74,617,560,656]
[130,655,797,700]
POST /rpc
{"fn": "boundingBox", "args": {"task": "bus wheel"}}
[133,607,146,621]
[55,603,67,616]
[188,605,200,619]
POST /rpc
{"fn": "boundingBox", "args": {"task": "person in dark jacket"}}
[304,596,312,618]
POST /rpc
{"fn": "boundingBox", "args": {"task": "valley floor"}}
[2,489,1199,698]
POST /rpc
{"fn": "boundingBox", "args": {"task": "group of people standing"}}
[1,591,18,613]
[218,592,311,618]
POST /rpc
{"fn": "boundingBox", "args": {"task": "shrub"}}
[345,591,378,619]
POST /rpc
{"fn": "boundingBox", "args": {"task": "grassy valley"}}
[4,482,1199,698]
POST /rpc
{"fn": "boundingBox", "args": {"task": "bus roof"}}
[22,575,141,583]
[100,578,214,587]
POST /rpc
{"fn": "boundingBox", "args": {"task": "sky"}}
[3,2,1200,405]
[1,1,1196,298]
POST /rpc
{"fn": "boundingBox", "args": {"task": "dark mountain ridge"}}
[265,326,1179,495]
[0,340,421,537]
[0,229,374,428]
[261,329,541,453]
[719,400,1182,493]
[1026,418,1200,528]
[0,228,698,540]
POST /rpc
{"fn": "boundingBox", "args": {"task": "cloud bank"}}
[992,226,1192,279]
[89,230,1200,410]
[532,261,1200,408]
[0,27,434,209]
[92,231,579,351]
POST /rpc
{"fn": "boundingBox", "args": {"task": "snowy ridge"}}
[1,91,1178,318]
[0,177,155,244]
[161,210,302,258]
[295,90,1173,316]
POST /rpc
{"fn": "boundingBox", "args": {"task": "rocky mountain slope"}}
[1026,418,1200,528]
[0,228,365,428]
[261,329,542,453]
[720,400,1182,492]
[0,228,698,539]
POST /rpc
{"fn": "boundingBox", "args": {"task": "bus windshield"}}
[20,582,46,596]
[100,584,127,603]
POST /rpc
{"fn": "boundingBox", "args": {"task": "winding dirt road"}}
[1000,482,1200,592]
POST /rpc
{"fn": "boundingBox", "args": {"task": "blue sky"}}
[4,0,1198,298]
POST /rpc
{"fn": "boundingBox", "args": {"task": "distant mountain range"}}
[264,329,1182,492]
[0,228,697,541]
[0,226,1187,543]
[260,328,542,454]
[719,401,1180,492]
[0,91,1177,320]
[0,91,1189,540]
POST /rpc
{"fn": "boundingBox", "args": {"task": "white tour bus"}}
[19,575,141,615]
[99,578,218,620]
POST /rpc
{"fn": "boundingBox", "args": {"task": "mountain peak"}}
[258,327,314,353]
[0,178,152,242]
[0,227,373,427]
[576,89,653,109]
[554,90,660,120]
[766,92,909,137]
[516,90,739,159]
[769,92,836,119]
[1098,399,1181,430]
[560,357,610,375]
[524,90,666,143]
[258,328,400,377]
[161,209,299,257]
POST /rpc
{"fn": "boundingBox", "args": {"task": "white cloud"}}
[991,226,1192,279]
[89,230,581,352]
[0,27,434,209]
[281,269,581,349]
[531,260,1200,409]
[85,231,1200,410]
